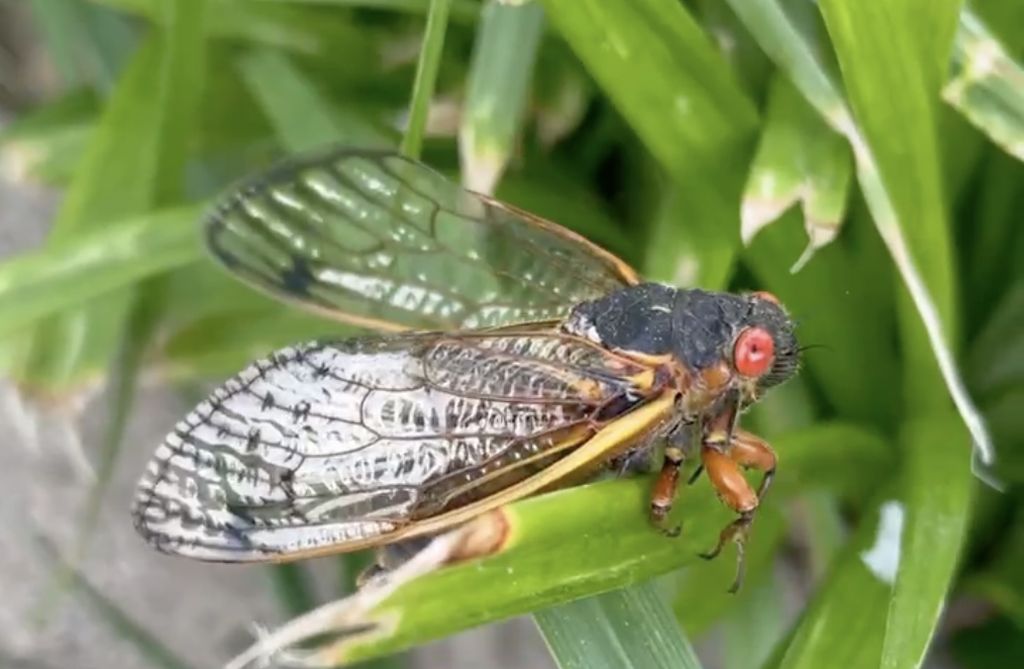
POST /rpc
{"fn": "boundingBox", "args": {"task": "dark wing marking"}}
[205,148,639,332]
[131,330,662,561]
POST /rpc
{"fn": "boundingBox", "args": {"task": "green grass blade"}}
[14,0,208,394]
[945,10,1024,162]
[0,205,200,343]
[541,0,758,289]
[881,416,973,669]
[237,48,389,150]
[535,582,703,669]
[741,75,851,271]
[93,0,382,55]
[728,0,995,473]
[228,422,890,664]
[459,0,544,193]
[773,494,899,669]
[400,0,452,159]
[817,4,986,662]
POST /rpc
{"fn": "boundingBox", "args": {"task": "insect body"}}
[131,149,799,591]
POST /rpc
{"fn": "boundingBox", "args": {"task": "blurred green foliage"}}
[2,0,1024,667]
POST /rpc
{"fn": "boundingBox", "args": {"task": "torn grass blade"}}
[944,9,1024,162]
[741,75,851,272]
[459,0,544,194]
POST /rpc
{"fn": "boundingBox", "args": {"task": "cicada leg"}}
[649,445,685,537]
[699,428,778,594]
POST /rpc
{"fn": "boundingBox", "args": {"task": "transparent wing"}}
[131,330,660,561]
[206,148,639,332]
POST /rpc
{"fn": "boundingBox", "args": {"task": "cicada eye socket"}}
[733,326,775,377]
[751,290,781,305]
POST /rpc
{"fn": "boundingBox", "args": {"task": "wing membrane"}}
[206,149,639,331]
[132,330,662,561]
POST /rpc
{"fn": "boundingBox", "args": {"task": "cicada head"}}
[728,291,799,397]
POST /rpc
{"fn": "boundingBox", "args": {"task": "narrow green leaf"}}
[728,0,996,473]
[14,0,208,395]
[741,75,852,272]
[773,494,899,669]
[0,205,200,340]
[400,0,452,159]
[945,10,1024,162]
[92,0,386,55]
[237,48,389,151]
[459,0,544,193]
[535,583,703,669]
[229,422,890,665]
[645,187,731,291]
[881,416,973,669]
[815,7,996,658]
[541,0,759,289]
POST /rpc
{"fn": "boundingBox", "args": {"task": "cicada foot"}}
[698,512,752,594]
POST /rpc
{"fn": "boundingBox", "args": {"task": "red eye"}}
[752,291,780,305]
[734,327,775,377]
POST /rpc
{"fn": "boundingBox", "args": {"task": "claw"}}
[698,513,752,593]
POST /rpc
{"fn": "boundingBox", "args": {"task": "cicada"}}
[131,149,799,592]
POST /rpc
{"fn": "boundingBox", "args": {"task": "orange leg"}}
[699,428,778,593]
[649,445,685,537]
[730,428,778,499]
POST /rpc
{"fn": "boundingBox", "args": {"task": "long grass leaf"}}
[726,0,995,474]
[535,583,703,669]
[400,0,452,159]
[225,422,890,665]
[459,0,544,193]
[0,206,200,330]
[15,0,208,395]
[540,0,758,291]
[237,48,389,150]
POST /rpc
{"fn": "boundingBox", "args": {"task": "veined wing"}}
[131,330,670,562]
[206,148,639,332]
